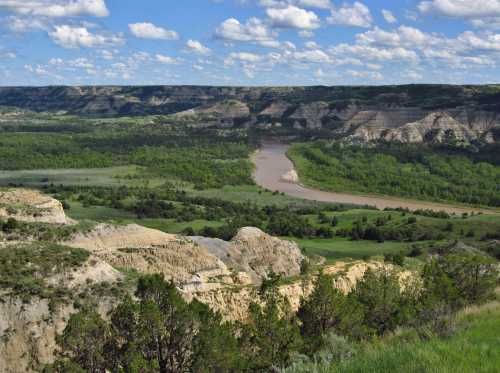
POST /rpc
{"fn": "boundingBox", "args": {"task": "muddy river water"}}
[252,142,495,215]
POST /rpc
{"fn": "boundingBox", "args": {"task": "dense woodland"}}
[289,142,500,207]
[0,120,254,189]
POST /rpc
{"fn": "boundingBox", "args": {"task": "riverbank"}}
[252,142,498,215]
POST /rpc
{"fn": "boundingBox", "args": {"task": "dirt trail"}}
[252,142,497,215]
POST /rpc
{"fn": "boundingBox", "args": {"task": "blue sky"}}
[1,0,500,86]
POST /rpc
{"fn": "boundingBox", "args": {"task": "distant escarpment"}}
[1,85,499,144]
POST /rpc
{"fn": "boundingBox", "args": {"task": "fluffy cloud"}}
[266,5,320,29]
[297,0,330,8]
[185,39,211,54]
[418,0,500,18]
[382,9,397,23]
[0,51,16,59]
[0,0,109,18]
[347,69,383,80]
[155,54,179,64]
[356,26,439,48]
[330,43,419,63]
[49,25,124,48]
[228,52,262,62]
[293,49,332,63]
[327,2,372,28]
[327,1,373,27]
[259,0,331,9]
[457,31,500,51]
[129,22,179,40]
[4,16,48,32]
[215,17,279,47]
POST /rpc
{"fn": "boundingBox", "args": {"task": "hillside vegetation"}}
[289,142,500,207]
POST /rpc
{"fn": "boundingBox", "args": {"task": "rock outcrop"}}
[0,85,499,144]
[66,223,230,284]
[0,188,74,225]
[191,227,303,284]
[383,112,477,143]
[0,248,121,373]
[67,224,304,286]
[188,260,408,321]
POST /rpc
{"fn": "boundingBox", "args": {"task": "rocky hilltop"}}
[0,189,305,372]
[1,85,499,144]
[0,188,414,372]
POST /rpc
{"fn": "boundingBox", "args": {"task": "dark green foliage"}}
[351,268,412,337]
[240,272,303,370]
[384,252,405,266]
[297,272,347,352]
[422,253,498,310]
[0,124,253,189]
[1,217,18,232]
[48,252,498,372]
[49,274,242,373]
[290,142,500,207]
[54,308,110,373]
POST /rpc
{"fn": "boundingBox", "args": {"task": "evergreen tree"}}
[297,271,346,352]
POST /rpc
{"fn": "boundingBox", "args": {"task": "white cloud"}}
[155,54,179,64]
[293,49,332,63]
[357,26,438,48]
[402,70,423,80]
[418,0,500,18]
[298,30,314,38]
[297,0,331,9]
[0,51,16,59]
[228,52,262,62]
[382,9,397,23]
[260,0,331,9]
[305,41,319,49]
[347,69,383,80]
[470,17,500,29]
[215,17,279,47]
[330,43,419,63]
[49,57,94,69]
[327,2,372,28]
[457,30,500,51]
[0,0,109,18]
[5,16,48,32]
[49,25,124,49]
[129,22,179,40]
[185,39,211,54]
[266,5,320,29]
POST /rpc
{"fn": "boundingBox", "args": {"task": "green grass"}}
[117,218,224,234]
[66,200,137,221]
[290,237,411,262]
[326,302,500,373]
[285,301,500,373]
[0,166,142,187]
[189,185,348,208]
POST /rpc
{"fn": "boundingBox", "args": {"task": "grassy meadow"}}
[287,300,500,373]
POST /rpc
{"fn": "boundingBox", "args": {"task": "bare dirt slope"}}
[0,188,75,225]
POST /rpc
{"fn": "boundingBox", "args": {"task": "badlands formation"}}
[0,189,407,372]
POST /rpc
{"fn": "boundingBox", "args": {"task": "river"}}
[252,142,494,215]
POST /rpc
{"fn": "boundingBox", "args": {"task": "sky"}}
[1,0,500,86]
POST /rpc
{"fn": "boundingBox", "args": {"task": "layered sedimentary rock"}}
[0,188,74,225]
[383,112,478,143]
[0,85,499,144]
